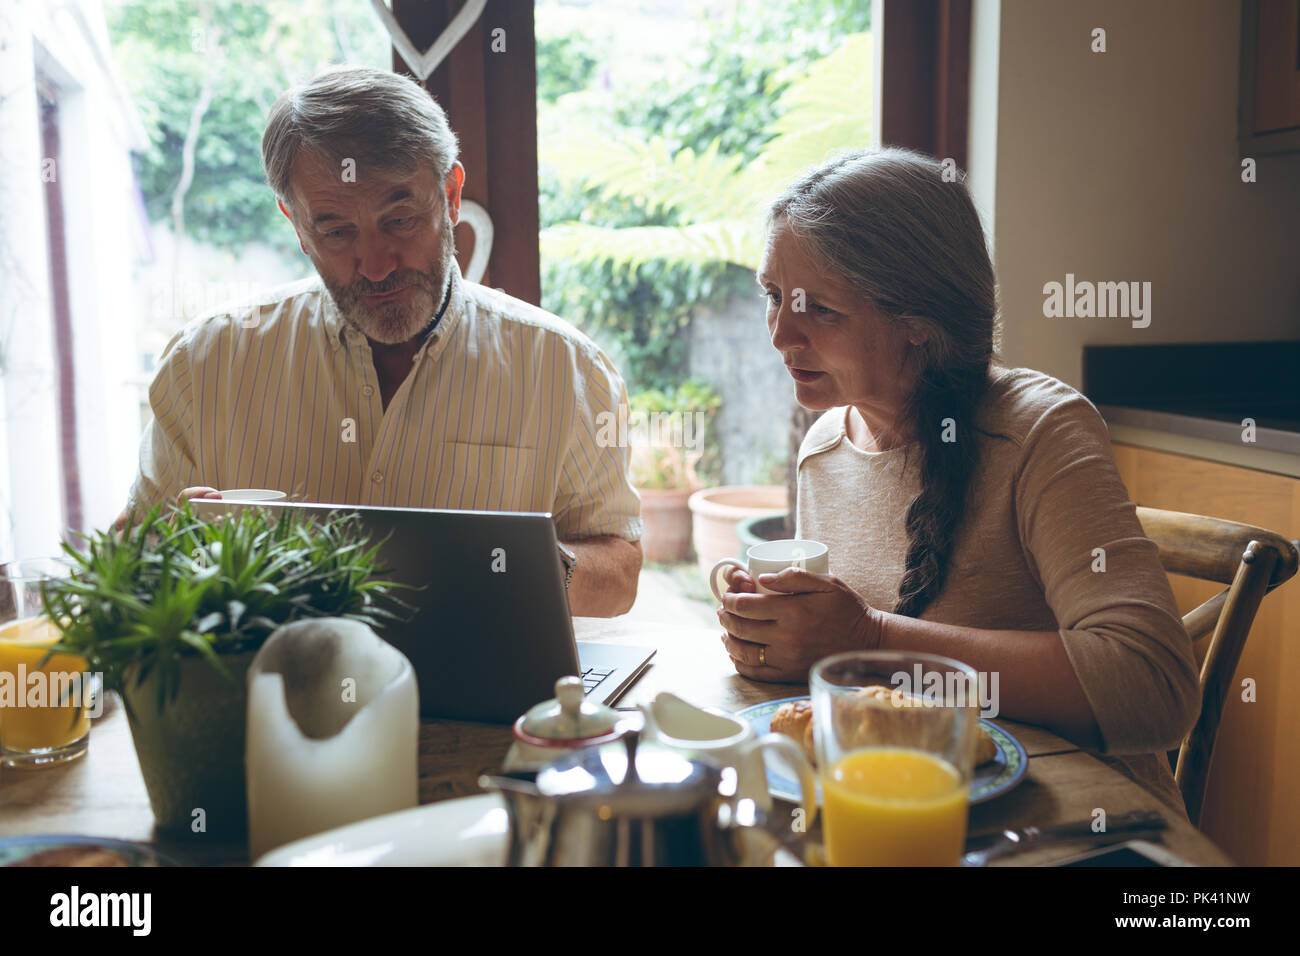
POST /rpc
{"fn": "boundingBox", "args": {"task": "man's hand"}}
[717,567,883,682]
[113,486,222,532]
[176,486,222,507]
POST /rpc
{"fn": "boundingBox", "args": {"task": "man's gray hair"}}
[262,65,459,213]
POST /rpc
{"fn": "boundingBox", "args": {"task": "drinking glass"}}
[810,651,980,866]
[0,558,93,768]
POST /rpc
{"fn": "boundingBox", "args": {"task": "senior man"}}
[118,66,641,616]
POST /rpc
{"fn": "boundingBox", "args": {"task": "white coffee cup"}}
[195,489,288,520]
[218,489,288,502]
[709,538,829,600]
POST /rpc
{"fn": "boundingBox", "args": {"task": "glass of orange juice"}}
[811,651,980,866]
[0,558,93,768]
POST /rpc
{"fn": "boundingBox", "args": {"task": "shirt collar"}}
[415,264,465,361]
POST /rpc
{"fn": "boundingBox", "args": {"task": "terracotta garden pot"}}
[688,485,788,579]
[637,486,697,563]
[120,649,258,837]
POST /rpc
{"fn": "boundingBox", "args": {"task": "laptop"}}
[191,499,655,722]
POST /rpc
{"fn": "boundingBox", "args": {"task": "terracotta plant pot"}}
[688,485,788,580]
[637,486,697,563]
[120,649,258,837]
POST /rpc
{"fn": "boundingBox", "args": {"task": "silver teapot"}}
[479,727,804,866]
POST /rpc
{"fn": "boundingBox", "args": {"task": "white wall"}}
[966,0,1000,259]
[970,0,1300,387]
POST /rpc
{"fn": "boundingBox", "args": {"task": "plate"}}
[735,696,1028,806]
[0,835,179,867]
[254,793,508,866]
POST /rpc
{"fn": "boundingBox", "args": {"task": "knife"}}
[962,809,1167,866]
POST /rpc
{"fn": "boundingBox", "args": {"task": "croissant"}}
[770,686,997,768]
[770,699,816,766]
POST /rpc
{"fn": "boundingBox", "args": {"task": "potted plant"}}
[688,483,789,581]
[736,513,790,552]
[628,382,722,564]
[39,501,411,837]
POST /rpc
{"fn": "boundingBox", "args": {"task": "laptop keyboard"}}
[581,665,616,695]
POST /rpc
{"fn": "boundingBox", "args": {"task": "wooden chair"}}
[1135,507,1299,828]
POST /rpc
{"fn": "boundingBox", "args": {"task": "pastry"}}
[973,723,998,765]
[770,686,998,767]
[8,847,130,867]
[769,699,816,766]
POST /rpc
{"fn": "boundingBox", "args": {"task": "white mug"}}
[641,692,816,823]
[709,538,829,600]
[196,490,288,520]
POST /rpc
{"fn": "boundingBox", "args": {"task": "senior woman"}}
[719,147,1200,815]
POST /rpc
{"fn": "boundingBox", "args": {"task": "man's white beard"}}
[321,220,455,346]
[347,280,439,345]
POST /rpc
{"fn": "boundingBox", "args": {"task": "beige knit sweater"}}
[796,366,1200,816]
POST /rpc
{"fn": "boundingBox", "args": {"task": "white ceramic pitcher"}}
[640,691,816,825]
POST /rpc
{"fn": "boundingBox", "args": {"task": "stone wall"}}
[687,287,792,488]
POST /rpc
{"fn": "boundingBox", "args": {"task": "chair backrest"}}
[1136,507,1299,828]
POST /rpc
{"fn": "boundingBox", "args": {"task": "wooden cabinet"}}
[1240,0,1300,154]
[1111,442,1300,865]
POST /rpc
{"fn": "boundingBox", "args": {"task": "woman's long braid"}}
[894,365,990,618]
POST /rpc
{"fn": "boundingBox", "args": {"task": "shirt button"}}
[363,385,374,397]
[372,471,383,483]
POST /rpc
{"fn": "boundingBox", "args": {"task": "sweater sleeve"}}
[1013,394,1200,754]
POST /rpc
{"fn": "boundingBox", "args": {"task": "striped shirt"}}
[125,265,643,542]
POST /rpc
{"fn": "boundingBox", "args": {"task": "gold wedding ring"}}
[758,645,766,666]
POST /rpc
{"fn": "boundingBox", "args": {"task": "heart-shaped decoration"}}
[369,0,487,81]
[457,200,493,284]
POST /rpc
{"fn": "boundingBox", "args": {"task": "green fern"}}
[542,136,753,222]
[542,221,761,274]
[540,32,875,272]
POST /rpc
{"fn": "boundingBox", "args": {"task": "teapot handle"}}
[635,701,657,742]
[621,723,643,785]
[754,732,818,828]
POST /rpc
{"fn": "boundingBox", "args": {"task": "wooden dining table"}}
[0,618,1235,867]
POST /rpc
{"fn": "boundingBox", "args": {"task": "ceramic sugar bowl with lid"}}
[502,676,632,772]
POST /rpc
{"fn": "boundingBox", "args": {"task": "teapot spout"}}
[478,772,541,797]
[477,773,550,867]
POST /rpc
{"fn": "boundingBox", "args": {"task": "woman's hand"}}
[717,567,883,682]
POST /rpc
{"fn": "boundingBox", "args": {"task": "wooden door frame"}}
[880,0,972,170]
[391,0,540,305]
[37,78,85,539]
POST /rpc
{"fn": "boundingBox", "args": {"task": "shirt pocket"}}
[436,442,536,512]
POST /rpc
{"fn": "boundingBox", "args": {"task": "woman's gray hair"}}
[261,65,459,214]
[769,147,998,618]
[767,146,998,365]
